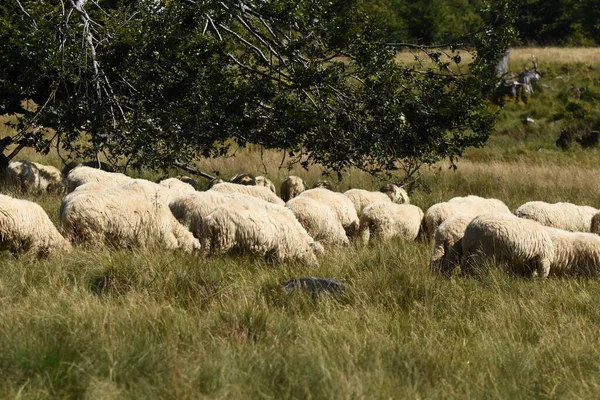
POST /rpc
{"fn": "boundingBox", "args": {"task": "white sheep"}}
[169,191,263,236]
[423,196,510,238]
[280,176,306,202]
[0,194,71,257]
[380,183,410,204]
[358,202,424,244]
[515,201,598,232]
[6,160,64,193]
[60,190,200,252]
[159,177,197,193]
[201,196,322,265]
[298,188,360,237]
[286,196,349,246]
[429,213,475,277]
[209,181,285,205]
[544,227,600,277]
[461,213,554,278]
[344,189,391,216]
[255,175,276,194]
[65,166,131,193]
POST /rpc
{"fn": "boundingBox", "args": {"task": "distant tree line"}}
[365,0,600,46]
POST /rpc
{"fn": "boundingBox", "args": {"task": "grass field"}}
[2,47,600,398]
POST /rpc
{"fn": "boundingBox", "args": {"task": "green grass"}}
[3,47,600,398]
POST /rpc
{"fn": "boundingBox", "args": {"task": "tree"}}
[1,0,519,182]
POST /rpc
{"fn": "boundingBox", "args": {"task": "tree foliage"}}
[1,0,519,179]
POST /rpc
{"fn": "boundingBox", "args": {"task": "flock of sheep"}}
[3,159,600,278]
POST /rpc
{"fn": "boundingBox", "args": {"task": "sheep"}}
[158,175,198,190]
[380,183,410,204]
[158,177,197,193]
[61,160,115,177]
[344,189,392,216]
[169,191,262,236]
[60,190,200,252]
[423,196,510,238]
[280,176,306,202]
[65,166,131,193]
[358,203,424,244]
[0,194,71,257]
[230,173,256,185]
[255,176,276,194]
[429,213,475,277]
[298,188,360,237]
[286,196,349,246]
[461,213,554,278]
[544,227,600,277]
[207,178,224,189]
[209,182,285,205]
[312,180,332,190]
[6,160,64,194]
[515,201,598,232]
[201,196,322,265]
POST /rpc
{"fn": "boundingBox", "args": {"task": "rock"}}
[282,277,345,295]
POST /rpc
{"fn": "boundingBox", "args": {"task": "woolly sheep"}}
[230,173,256,185]
[544,227,600,276]
[255,175,276,194]
[6,160,64,194]
[158,176,197,191]
[280,176,306,202]
[344,189,392,216]
[169,191,266,236]
[286,196,349,246]
[0,194,70,257]
[158,177,197,194]
[299,188,360,237]
[60,190,200,252]
[201,196,322,265]
[429,213,475,277]
[380,183,410,204]
[65,166,131,193]
[423,196,510,238]
[358,202,424,244]
[312,180,332,190]
[61,160,115,177]
[461,213,554,278]
[207,178,224,189]
[209,182,285,205]
[515,201,598,232]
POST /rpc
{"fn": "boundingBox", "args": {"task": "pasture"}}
[1,47,600,398]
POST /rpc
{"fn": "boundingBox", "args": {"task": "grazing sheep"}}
[255,176,276,194]
[6,160,64,194]
[461,213,554,278]
[207,178,224,189]
[201,196,322,265]
[312,180,332,190]
[286,196,349,246]
[65,166,131,193]
[61,160,115,177]
[169,191,266,237]
[158,177,197,193]
[358,203,424,244]
[280,176,306,202]
[0,194,70,257]
[515,201,598,232]
[544,227,600,277]
[158,175,197,190]
[299,188,360,237]
[230,173,256,185]
[423,196,510,238]
[380,183,410,204]
[344,189,392,216]
[60,190,200,252]
[429,213,475,277]
[209,182,285,205]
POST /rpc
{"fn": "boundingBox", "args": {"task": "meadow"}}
[1,47,600,399]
